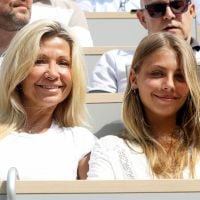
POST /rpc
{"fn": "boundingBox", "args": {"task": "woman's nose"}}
[162,76,175,91]
[44,62,59,80]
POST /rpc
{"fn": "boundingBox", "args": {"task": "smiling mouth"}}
[38,85,62,89]
[154,94,178,100]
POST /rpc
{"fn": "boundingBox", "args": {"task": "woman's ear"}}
[129,68,138,90]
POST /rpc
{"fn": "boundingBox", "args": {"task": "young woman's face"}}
[20,36,72,109]
[130,47,189,121]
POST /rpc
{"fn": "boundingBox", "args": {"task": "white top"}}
[0,55,3,66]
[30,2,93,47]
[87,135,200,179]
[194,49,200,66]
[30,4,73,26]
[194,0,200,24]
[0,122,96,180]
[87,49,134,93]
[76,0,141,12]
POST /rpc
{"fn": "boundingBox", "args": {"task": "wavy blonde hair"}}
[122,32,200,178]
[0,20,87,137]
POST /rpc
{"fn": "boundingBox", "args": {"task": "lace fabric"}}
[117,148,135,179]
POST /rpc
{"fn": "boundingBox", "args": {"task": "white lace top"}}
[87,135,200,180]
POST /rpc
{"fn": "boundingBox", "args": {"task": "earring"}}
[16,84,22,92]
[132,89,137,95]
[131,87,137,95]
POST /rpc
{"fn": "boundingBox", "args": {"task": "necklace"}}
[19,126,42,134]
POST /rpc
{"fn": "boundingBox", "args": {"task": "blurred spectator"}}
[88,0,200,93]
[0,0,32,56]
[76,0,140,12]
[194,0,200,24]
[87,49,133,93]
[31,0,93,46]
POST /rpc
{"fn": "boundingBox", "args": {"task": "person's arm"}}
[87,50,118,93]
[68,1,89,29]
[77,153,91,179]
[87,139,115,179]
[47,0,93,47]
[69,1,94,46]
[75,0,94,12]
[73,127,97,179]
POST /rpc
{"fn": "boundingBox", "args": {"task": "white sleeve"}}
[87,139,116,179]
[30,4,73,25]
[75,0,94,12]
[195,0,200,24]
[72,127,97,160]
[70,26,93,47]
[87,50,118,93]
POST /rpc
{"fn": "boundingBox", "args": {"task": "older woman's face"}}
[20,36,72,109]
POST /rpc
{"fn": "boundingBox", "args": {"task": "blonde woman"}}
[0,20,96,180]
[88,32,200,179]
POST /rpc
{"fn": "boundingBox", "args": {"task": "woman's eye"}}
[59,61,70,68]
[175,73,185,82]
[35,59,46,65]
[149,70,164,77]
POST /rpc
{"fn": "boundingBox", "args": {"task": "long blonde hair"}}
[122,32,200,178]
[0,20,87,137]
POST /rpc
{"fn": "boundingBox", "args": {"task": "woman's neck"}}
[147,113,176,135]
[22,106,55,134]
[147,115,180,151]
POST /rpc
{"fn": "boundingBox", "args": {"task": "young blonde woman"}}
[88,32,200,179]
[0,20,96,180]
